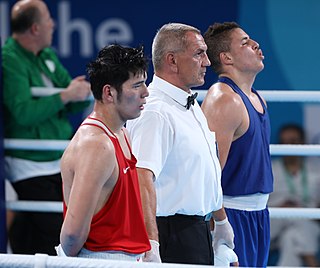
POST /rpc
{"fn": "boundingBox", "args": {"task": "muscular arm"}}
[137,168,159,241]
[201,84,245,169]
[60,133,116,256]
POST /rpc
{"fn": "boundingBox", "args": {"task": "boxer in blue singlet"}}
[202,22,274,267]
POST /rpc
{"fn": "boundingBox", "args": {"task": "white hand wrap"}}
[214,244,238,267]
[212,217,235,252]
[143,240,161,262]
[55,244,67,257]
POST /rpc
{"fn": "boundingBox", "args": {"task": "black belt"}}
[158,213,212,222]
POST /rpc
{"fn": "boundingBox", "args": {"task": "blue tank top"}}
[219,77,273,196]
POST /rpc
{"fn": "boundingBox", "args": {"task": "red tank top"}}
[63,116,150,254]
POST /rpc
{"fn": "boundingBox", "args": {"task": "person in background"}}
[127,22,237,266]
[56,44,151,261]
[5,180,17,253]
[268,124,320,267]
[202,21,274,267]
[2,0,91,255]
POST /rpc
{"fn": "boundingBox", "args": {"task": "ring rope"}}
[195,89,320,102]
[4,139,320,156]
[0,254,186,268]
[269,207,320,219]
[6,201,62,213]
[31,87,320,103]
[5,89,320,153]
[6,200,320,219]
[4,139,69,151]
[270,144,320,156]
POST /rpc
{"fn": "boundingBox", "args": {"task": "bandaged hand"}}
[143,240,161,262]
[55,244,67,257]
[211,217,235,252]
[214,244,239,267]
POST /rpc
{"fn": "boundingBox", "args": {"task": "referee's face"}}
[174,32,211,91]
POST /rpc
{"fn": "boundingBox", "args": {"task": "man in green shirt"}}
[2,0,91,255]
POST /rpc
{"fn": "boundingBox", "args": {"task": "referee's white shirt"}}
[127,75,222,217]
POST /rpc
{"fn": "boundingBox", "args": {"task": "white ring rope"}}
[4,139,69,151]
[31,87,320,103]
[269,207,320,219]
[6,201,62,213]
[270,144,320,156]
[195,89,320,102]
[0,254,176,268]
[258,90,320,102]
[4,139,320,156]
[6,200,320,219]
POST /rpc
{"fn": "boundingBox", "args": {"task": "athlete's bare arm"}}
[60,126,118,256]
[136,168,158,241]
[202,83,248,169]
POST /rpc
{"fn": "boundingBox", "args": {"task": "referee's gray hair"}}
[152,23,201,71]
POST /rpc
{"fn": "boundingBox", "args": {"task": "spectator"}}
[268,124,320,267]
[2,0,91,255]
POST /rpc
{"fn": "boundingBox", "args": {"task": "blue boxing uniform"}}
[218,76,274,267]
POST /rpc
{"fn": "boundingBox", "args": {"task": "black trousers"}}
[9,173,63,255]
[157,214,213,265]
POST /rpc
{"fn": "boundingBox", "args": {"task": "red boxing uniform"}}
[63,117,151,254]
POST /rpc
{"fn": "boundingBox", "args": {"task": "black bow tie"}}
[185,92,198,110]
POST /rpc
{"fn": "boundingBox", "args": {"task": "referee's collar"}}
[150,75,197,109]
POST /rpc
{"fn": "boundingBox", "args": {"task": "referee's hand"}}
[214,244,239,267]
[212,217,235,251]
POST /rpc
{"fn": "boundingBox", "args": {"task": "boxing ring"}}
[1,89,320,267]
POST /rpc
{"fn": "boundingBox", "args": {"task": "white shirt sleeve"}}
[127,110,173,179]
